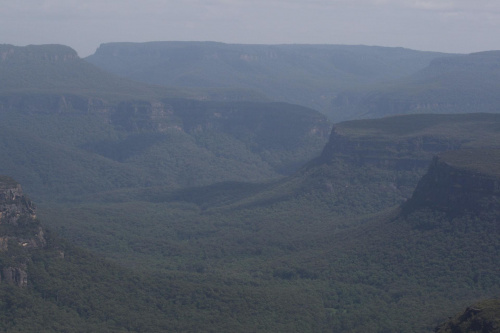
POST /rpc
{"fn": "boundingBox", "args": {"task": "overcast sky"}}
[1,0,499,57]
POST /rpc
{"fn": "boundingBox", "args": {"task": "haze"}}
[1,0,499,57]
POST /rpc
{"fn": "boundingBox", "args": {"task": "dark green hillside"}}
[38,147,500,332]
[0,99,329,200]
[332,51,500,120]
[2,114,499,332]
[1,178,333,332]
[37,113,500,264]
[0,123,151,199]
[292,113,500,214]
[86,42,447,118]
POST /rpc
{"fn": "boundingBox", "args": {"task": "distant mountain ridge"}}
[332,51,500,120]
[86,41,448,119]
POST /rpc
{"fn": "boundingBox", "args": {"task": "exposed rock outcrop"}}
[2,266,28,287]
[0,179,37,225]
[0,176,46,287]
[436,299,500,333]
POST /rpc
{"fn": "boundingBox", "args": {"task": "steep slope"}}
[405,149,500,215]
[0,176,45,287]
[86,41,447,119]
[251,113,500,216]
[332,51,500,120]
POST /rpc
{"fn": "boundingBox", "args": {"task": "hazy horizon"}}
[2,1,500,57]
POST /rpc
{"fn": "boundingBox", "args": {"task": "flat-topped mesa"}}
[403,149,500,215]
[0,44,79,63]
[317,121,462,171]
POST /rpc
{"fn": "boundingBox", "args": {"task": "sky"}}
[1,0,499,57]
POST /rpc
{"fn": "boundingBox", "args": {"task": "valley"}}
[0,43,499,332]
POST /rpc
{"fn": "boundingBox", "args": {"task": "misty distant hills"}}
[86,41,448,119]
[0,44,330,200]
[0,44,191,101]
[0,43,266,103]
[332,51,500,120]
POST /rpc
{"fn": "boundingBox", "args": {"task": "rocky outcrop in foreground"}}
[0,176,46,287]
[436,299,500,333]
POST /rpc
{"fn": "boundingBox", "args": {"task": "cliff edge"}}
[403,149,500,215]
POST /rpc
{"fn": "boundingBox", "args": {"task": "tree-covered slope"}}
[37,148,500,332]
[1,177,332,332]
[332,51,500,120]
[35,114,500,332]
[86,41,447,119]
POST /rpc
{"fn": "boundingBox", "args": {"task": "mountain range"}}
[85,41,448,120]
[86,42,500,122]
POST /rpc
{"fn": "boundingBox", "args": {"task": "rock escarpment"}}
[0,176,46,287]
[404,149,500,215]
[319,126,461,170]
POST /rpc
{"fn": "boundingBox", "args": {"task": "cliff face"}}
[0,176,46,287]
[404,150,500,215]
[319,126,461,170]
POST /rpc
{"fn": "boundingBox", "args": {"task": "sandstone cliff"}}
[0,176,46,287]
